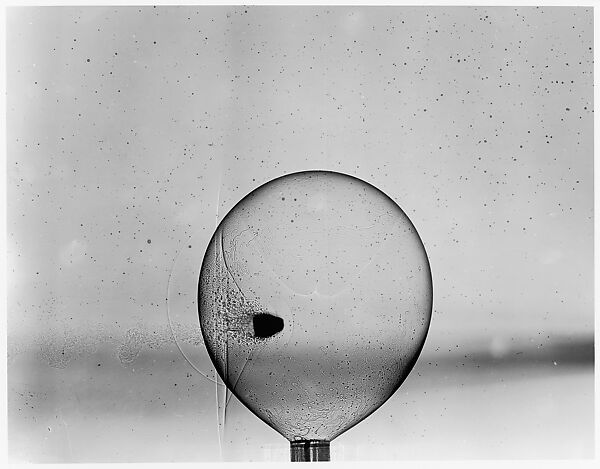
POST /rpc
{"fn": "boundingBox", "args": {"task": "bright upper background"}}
[7,6,594,462]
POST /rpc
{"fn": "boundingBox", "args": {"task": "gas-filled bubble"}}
[198,170,432,461]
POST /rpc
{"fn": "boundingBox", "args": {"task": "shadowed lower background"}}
[7,5,594,462]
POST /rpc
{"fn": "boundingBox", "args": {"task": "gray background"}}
[7,6,594,462]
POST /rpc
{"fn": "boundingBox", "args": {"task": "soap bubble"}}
[198,170,432,460]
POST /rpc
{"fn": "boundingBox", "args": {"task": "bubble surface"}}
[198,170,433,442]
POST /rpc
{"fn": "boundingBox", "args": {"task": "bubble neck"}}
[290,440,331,462]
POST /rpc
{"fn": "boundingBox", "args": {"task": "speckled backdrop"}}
[7,6,594,462]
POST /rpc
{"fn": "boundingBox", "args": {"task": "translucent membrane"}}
[198,171,432,460]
